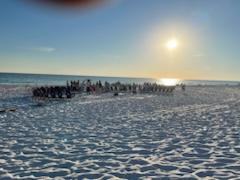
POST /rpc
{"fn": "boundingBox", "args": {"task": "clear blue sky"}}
[0,0,240,81]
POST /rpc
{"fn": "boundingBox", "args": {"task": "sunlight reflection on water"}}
[157,78,180,86]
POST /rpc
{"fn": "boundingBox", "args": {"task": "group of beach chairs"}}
[32,86,73,99]
[32,80,185,99]
[88,81,178,94]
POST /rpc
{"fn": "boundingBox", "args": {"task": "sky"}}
[0,0,240,81]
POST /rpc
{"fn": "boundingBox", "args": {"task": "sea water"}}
[0,72,239,86]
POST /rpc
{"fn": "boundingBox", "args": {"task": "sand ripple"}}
[0,86,240,179]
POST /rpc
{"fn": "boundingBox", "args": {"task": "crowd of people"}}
[32,86,72,99]
[32,79,185,99]
[68,80,179,94]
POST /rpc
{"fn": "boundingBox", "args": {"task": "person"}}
[98,80,102,88]
[57,87,63,98]
[181,84,186,91]
[77,80,80,90]
[32,88,40,97]
[66,86,72,98]
[86,79,91,94]
[50,86,56,98]
[44,87,49,98]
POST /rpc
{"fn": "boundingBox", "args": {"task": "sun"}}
[166,38,178,50]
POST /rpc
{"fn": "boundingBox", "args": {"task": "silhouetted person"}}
[181,84,186,91]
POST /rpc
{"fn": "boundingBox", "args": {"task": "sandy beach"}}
[0,85,240,179]
[2,0,240,179]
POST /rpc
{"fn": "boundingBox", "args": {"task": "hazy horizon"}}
[1,71,240,83]
[1,0,240,81]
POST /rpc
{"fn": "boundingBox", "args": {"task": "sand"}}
[0,85,240,179]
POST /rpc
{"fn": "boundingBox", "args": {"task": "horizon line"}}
[0,71,240,83]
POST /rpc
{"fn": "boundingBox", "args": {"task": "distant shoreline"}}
[0,72,152,81]
[0,72,240,84]
[0,72,240,83]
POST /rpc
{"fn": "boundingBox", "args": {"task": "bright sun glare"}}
[158,78,179,86]
[166,39,178,50]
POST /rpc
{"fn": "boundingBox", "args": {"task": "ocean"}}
[0,73,239,86]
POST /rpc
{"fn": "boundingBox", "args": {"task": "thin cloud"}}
[23,47,56,53]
